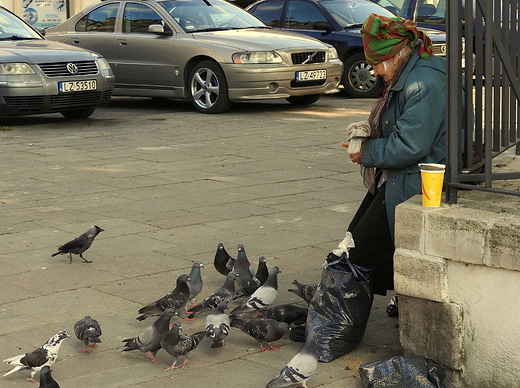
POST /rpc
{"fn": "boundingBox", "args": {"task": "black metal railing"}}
[446,0,520,204]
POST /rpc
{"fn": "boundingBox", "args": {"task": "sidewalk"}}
[0,95,402,387]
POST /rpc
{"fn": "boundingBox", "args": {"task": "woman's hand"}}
[349,151,363,164]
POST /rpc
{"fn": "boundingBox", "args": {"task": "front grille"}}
[3,96,44,112]
[291,51,326,65]
[101,90,112,105]
[290,79,326,88]
[50,91,103,109]
[38,61,99,77]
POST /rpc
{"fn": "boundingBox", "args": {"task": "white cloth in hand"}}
[345,121,371,154]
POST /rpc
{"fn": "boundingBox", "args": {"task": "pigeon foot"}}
[27,377,38,384]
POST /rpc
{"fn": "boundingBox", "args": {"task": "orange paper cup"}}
[419,163,445,207]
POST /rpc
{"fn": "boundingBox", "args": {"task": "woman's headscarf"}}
[360,13,433,65]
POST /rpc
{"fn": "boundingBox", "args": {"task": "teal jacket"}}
[361,50,447,237]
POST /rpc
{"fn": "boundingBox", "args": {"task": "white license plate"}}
[59,80,97,93]
[295,70,326,81]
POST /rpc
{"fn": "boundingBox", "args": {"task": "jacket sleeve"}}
[361,68,446,170]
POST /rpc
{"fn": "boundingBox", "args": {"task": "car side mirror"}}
[149,24,173,36]
[313,20,331,31]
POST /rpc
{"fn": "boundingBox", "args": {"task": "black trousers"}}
[347,182,395,296]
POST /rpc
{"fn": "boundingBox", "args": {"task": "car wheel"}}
[189,60,232,114]
[60,107,96,119]
[342,52,384,98]
[286,94,321,105]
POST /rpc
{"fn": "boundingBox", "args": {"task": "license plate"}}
[295,70,326,81]
[59,80,97,93]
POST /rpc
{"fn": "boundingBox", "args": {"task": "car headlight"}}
[94,56,113,76]
[232,52,282,64]
[328,47,339,61]
[0,63,35,74]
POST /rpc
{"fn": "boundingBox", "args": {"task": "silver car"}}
[45,0,344,113]
[0,6,114,119]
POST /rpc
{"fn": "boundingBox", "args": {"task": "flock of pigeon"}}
[2,227,320,388]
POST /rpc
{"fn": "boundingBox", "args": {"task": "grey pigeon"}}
[160,322,206,370]
[214,242,236,276]
[136,274,191,321]
[187,261,204,307]
[122,308,176,364]
[3,330,70,383]
[287,280,317,304]
[229,266,281,319]
[234,256,269,299]
[231,317,289,351]
[186,272,236,319]
[74,315,102,353]
[38,366,60,388]
[232,244,254,289]
[205,302,230,348]
[266,331,318,387]
[51,225,104,263]
[262,304,308,326]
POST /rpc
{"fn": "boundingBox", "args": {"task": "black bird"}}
[186,272,236,319]
[232,244,254,289]
[38,366,60,388]
[214,243,235,276]
[287,280,317,304]
[136,274,191,321]
[231,317,289,351]
[74,316,102,353]
[160,322,206,370]
[262,304,308,326]
[51,225,104,263]
[122,308,176,364]
[234,256,269,299]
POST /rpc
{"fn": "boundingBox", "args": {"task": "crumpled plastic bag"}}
[306,233,373,363]
[359,356,447,388]
[344,121,371,154]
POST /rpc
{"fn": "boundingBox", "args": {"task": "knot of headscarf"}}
[360,13,433,65]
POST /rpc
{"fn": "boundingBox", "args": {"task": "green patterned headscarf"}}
[361,13,433,65]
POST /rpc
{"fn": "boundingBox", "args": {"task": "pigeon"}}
[229,266,281,319]
[234,256,269,299]
[51,225,104,263]
[74,316,102,353]
[231,317,289,351]
[186,272,236,319]
[160,322,206,370]
[287,280,317,305]
[266,330,318,388]
[122,308,177,364]
[262,304,308,326]
[214,242,236,276]
[205,302,230,348]
[136,274,191,321]
[3,330,70,383]
[187,261,204,307]
[232,244,254,289]
[38,366,60,388]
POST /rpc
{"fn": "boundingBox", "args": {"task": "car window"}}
[249,0,284,27]
[321,0,394,28]
[75,3,119,32]
[285,0,327,29]
[416,0,446,25]
[375,0,403,14]
[0,7,41,38]
[123,3,165,33]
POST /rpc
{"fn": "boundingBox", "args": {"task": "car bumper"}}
[222,62,343,100]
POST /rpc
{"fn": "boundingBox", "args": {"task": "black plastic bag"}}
[306,252,373,363]
[359,356,447,388]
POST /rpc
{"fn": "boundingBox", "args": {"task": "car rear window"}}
[76,3,119,32]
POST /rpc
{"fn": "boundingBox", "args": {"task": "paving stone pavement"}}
[0,96,402,388]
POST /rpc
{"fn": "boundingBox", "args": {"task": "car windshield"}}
[158,0,268,32]
[0,8,42,40]
[320,0,395,29]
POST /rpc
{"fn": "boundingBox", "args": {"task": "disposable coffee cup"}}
[418,163,446,207]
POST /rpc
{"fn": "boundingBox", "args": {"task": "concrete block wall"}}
[394,195,520,388]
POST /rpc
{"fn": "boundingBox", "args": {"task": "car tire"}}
[60,107,96,119]
[188,60,232,114]
[286,94,321,105]
[342,52,384,98]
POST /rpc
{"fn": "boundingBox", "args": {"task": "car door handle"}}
[71,39,80,44]
[117,40,128,46]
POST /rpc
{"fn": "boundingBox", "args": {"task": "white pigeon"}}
[266,331,318,388]
[205,302,230,348]
[3,330,70,383]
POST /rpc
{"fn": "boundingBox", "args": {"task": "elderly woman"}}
[347,13,447,296]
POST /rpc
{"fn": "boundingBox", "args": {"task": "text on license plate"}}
[59,80,97,93]
[295,70,326,81]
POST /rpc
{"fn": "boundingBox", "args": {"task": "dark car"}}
[246,0,447,98]
[372,0,447,30]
